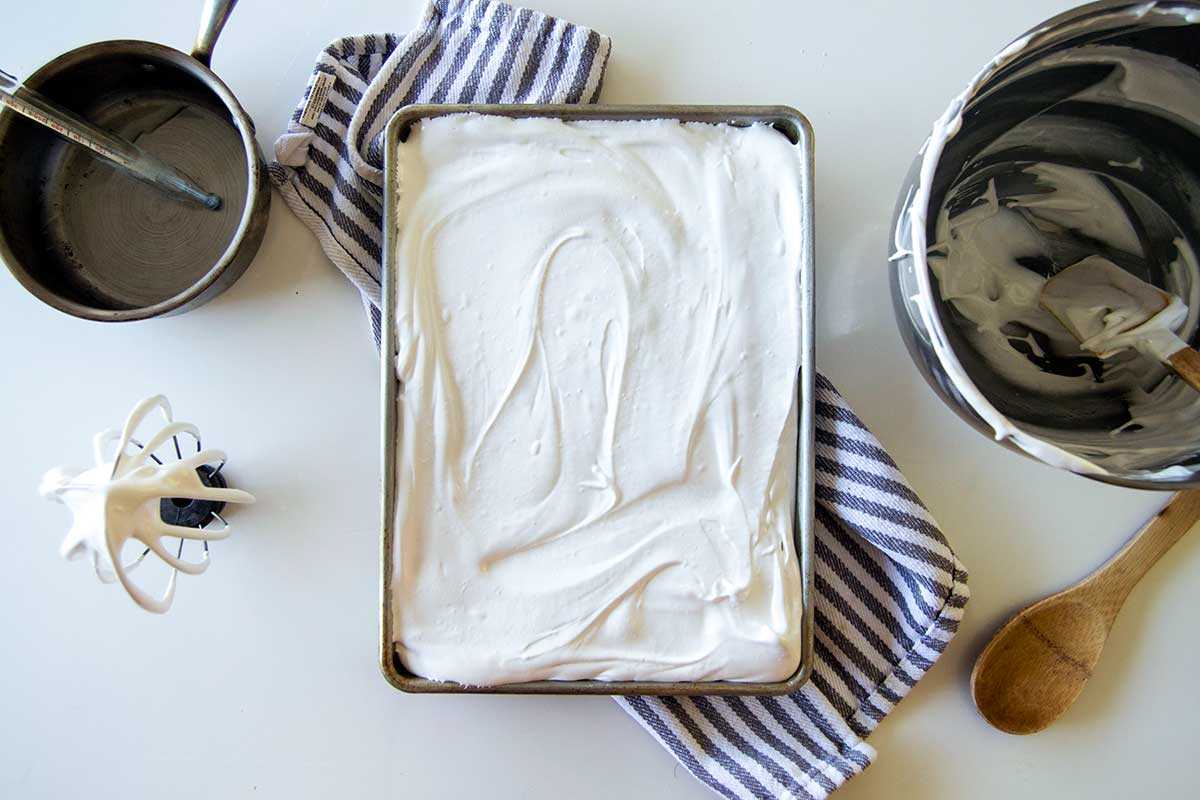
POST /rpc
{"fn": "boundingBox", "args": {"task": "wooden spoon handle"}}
[1086,490,1200,618]
[1168,346,1200,393]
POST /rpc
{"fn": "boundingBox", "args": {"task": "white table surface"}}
[2,0,1197,797]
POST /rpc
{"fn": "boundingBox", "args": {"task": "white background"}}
[2,0,1197,797]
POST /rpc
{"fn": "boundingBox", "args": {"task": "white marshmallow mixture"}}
[390,114,805,685]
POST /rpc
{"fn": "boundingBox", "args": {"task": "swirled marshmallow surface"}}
[391,114,804,684]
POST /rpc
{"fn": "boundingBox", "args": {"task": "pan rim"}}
[379,103,817,696]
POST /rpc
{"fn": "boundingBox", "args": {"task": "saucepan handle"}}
[192,0,239,68]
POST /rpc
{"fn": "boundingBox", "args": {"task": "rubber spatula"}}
[1039,255,1200,392]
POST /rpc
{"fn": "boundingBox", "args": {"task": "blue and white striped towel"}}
[270,2,968,797]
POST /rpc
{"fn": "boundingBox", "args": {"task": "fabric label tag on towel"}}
[299,72,336,128]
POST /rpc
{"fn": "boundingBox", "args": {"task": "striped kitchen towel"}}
[620,374,969,799]
[271,0,609,346]
[269,1,968,798]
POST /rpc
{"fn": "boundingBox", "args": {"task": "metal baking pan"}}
[380,104,815,696]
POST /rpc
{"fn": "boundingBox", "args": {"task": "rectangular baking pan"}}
[380,104,815,695]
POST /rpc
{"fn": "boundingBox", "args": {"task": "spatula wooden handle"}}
[1168,346,1200,393]
[1086,490,1200,618]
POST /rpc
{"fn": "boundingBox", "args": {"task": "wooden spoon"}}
[971,490,1200,734]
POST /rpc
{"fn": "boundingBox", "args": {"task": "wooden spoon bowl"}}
[972,491,1200,734]
[972,598,1110,734]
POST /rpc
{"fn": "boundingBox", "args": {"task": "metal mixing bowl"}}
[891,1,1200,489]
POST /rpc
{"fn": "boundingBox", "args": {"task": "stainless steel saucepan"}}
[0,0,270,321]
